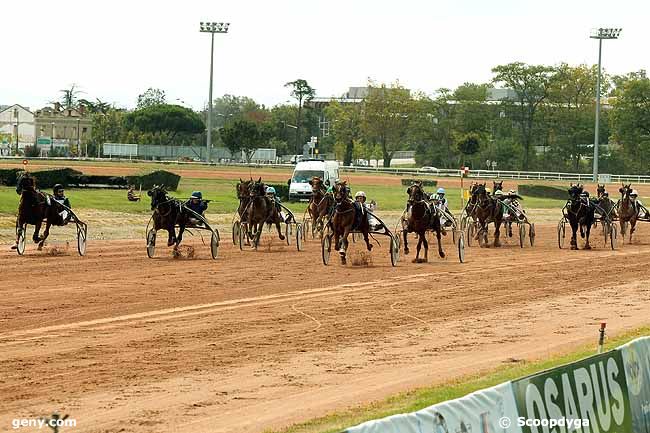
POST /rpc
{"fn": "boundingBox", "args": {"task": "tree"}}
[362,81,416,167]
[456,133,481,167]
[54,84,82,110]
[325,100,363,166]
[611,75,650,172]
[219,119,267,163]
[285,79,315,154]
[124,104,204,145]
[78,98,111,114]
[137,88,166,109]
[492,62,557,170]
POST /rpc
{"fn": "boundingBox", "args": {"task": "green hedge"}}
[33,168,83,188]
[127,170,181,191]
[518,184,568,200]
[1,168,180,191]
[401,178,438,187]
[0,168,22,186]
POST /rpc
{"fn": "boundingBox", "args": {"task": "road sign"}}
[37,137,52,145]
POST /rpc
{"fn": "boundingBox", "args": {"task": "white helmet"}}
[509,189,516,194]
[355,191,366,198]
[631,189,639,196]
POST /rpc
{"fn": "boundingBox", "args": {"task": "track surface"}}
[2,225,650,432]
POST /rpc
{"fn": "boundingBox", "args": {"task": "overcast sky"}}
[2,0,647,111]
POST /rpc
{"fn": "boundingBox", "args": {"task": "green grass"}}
[0,181,565,216]
[265,327,650,433]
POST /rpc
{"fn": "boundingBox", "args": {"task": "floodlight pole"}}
[590,27,621,182]
[200,21,229,163]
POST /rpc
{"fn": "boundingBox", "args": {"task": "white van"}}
[289,159,339,201]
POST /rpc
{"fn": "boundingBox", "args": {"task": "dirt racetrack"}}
[2,224,650,433]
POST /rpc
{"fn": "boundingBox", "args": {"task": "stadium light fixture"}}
[199,21,230,163]
[590,27,621,182]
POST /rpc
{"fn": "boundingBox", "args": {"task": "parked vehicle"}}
[289,160,339,201]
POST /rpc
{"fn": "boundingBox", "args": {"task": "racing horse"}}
[245,178,285,248]
[596,184,617,225]
[564,184,596,250]
[472,183,503,247]
[14,172,65,250]
[236,178,253,218]
[307,176,334,237]
[148,185,190,250]
[617,183,639,244]
[402,181,444,263]
[329,181,372,264]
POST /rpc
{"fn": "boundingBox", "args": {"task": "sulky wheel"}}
[232,221,240,245]
[557,219,566,249]
[16,223,27,256]
[146,228,156,258]
[211,231,219,259]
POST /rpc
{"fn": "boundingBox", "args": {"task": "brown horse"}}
[148,185,191,249]
[596,184,617,224]
[471,183,503,247]
[617,183,638,244]
[327,181,372,264]
[236,178,253,218]
[14,173,66,250]
[402,181,444,263]
[245,178,285,248]
[307,176,334,237]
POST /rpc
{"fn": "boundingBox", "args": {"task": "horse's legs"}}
[584,223,592,250]
[493,221,502,247]
[339,228,350,264]
[403,228,410,255]
[167,225,176,247]
[569,219,579,250]
[274,220,285,241]
[436,228,445,258]
[32,220,42,243]
[629,218,637,244]
[38,221,51,250]
[175,225,185,249]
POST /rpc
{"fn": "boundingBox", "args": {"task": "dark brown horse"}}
[307,176,334,237]
[327,181,372,264]
[14,173,65,250]
[148,185,190,249]
[596,184,617,224]
[236,178,253,218]
[564,184,595,250]
[245,178,284,248]
[617,183,638,243]
[472,183,503,247]
[402,181,444,263]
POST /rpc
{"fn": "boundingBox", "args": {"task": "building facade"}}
[34,105,92,155]
[0,104,35,154]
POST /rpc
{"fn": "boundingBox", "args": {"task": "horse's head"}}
[620,183,632,199]
[309,176,324,193]
[334,181,349,202]
[236,178,252,199]
[147,185,168,210]
[473,183,489,204]
[406,181,426,204]
[16,172,35,195]
[567,184,584,201]
[597,184,607,198]
[249,177,266,198]
[493,180,503,192]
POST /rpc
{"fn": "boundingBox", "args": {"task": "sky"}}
[2,0,647,112]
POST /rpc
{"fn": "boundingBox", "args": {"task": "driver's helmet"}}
[265,186,276,195]
[355,191,366,199]
[509,189,516,195]
[326,185,334,193]
[437,187,445,195]
[190,191,202,200]
[494,189,504,196]
[631,189,639,197]
[53,184,64,195]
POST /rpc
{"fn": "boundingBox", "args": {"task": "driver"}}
[432,187,452,227]
[630,190,647,218]
[266,186,289,223]
[355,191,380,230]
[185,191,208,225]
[52,184,72,225]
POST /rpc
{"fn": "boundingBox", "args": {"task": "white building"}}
[0,104,35,154]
